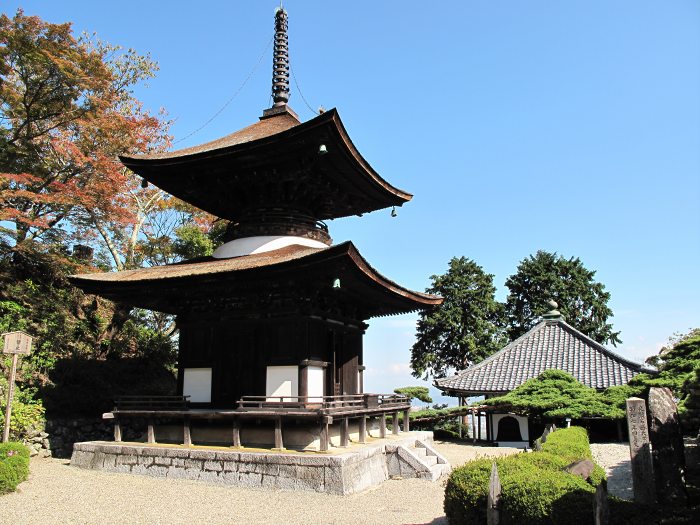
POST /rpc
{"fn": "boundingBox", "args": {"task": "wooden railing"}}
[108,393,411,452]
[114,395,190,411]
[236,393,409,413]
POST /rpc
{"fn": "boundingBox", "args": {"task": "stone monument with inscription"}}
[626,397,655,504]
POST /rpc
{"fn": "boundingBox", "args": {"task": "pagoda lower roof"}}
[69,241,441,318]
[119,108,412,221]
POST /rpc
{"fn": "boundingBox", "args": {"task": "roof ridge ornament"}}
[542,299,564,321]
[271,6,290,107]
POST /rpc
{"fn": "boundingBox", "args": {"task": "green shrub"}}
[0,442,31,459]
[540,427,606,485]
[394,386,433,403]
[501,469,595,525]
[0,375,46,442]
[444,457,493,525]
[0,395,45,442]
[540,426,592,461]
[444,427,605,525]
[0,441,30,494]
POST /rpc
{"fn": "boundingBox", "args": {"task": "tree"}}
[481,370,626,419]
[632,328,700,426]
[0,9,179,271]
[411,257,507,380]
[504,250,621,346]
[394,386,433,404]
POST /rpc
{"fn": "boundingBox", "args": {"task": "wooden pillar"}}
[471,411,477,444]
[183,415,192,447]
[616,420,623,442]
[274,416,284,450]
[147,417,155,444]
[2,354,18,443]
[358,415,367,443]
[340,418,349,447]
[391,412,399,435]
[113,417,122,442]
[458,396,463,439]
[379,414,387,439]
[403,409,410,432]
[232,418,241,448]
[319,416,332,452]
[478,413,482,441]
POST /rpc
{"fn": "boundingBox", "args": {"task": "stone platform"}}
[70,431,450,495]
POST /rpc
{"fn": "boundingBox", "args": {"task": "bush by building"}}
[444,427,605,524]
[0,441,30,494]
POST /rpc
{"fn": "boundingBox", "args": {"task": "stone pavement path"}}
[0,442,518,525]
[590,442,634,500]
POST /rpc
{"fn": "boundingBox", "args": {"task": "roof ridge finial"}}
[272,6,290,107]
[542,299,564,321]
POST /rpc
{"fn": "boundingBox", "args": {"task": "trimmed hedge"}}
[444,427,605,525]
[0,442,30,495]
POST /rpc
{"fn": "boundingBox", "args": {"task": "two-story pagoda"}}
[70,8,441,451]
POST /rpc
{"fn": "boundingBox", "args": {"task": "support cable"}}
[173,36,273,144]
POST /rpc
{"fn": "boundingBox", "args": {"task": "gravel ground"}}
[2,442,630,524]
[590,442,633,500]
[0,442,518,525]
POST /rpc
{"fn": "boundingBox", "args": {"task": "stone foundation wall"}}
[35,418,143,458]
[71,432,436,495]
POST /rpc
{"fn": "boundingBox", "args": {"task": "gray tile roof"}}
[435,318,652,395]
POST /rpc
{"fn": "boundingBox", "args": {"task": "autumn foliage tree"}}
[0,9,191,270]
[0,11,218,419]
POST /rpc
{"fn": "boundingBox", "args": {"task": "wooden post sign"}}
[2,331,33,443]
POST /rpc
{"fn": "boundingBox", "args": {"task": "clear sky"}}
[6,1,699,405]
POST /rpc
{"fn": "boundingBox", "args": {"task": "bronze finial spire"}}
[272,7,290,107]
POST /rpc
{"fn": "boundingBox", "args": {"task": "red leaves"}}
[1,9,175,262]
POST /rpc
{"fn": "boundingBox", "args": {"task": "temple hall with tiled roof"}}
[435,303,652,446]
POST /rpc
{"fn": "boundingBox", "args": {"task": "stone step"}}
[422,454,438,466]
[430,462,445,477]
[412,446,427,457]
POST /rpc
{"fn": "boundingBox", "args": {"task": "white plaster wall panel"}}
[266,366,299,401]
[183,368,212,403]
[307,366,324,402]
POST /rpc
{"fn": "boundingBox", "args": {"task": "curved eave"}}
[119,109,412,220]
[343,242,441,309]
[69,241,441,318]
[434,384,509,398]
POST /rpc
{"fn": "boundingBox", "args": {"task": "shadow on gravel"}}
[405,518,447,525]
[606,459,634,501]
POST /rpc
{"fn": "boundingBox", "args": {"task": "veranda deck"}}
[106,394,411,451]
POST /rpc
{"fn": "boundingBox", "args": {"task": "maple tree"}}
[0,9,201,271]
[0,11,225,426]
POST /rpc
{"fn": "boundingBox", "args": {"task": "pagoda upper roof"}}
[69,241,441,319]
[120,108,412,221]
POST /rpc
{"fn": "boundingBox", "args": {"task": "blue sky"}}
[6,1,699,404]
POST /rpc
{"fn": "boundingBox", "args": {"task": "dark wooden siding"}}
[177,315,364,407]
